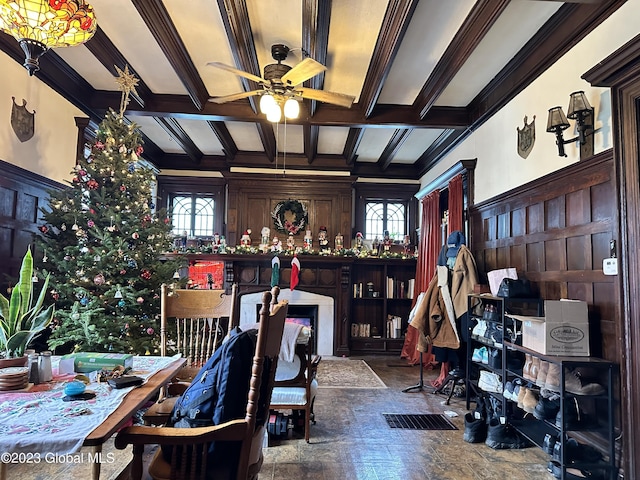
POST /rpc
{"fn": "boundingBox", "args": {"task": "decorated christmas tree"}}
[37,66,181,354]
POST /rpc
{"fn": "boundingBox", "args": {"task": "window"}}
[171,195,215,237]
[365,201,407,241]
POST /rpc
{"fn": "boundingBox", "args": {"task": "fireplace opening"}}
[256,303,318,354]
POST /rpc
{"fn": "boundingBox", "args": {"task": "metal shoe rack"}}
[466,294,618,480]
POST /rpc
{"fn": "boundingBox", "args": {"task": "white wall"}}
[0,51,83,183]
[421,0,640,204]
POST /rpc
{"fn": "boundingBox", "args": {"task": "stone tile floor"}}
[4,355,554,479]
[260,355,554,480]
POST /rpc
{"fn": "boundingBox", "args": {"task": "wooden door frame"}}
[584,34,640,479]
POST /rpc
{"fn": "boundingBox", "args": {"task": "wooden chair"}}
[270,335,321,442]
[143,283,237,425]
[115,288,288,480]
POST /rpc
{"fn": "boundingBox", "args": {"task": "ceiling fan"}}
[207,44,355,118]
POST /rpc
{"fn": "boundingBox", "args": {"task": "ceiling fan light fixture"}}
[266,105,281,123]
[259,93,276,114]
[284,97,299,119]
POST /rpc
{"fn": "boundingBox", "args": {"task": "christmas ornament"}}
[87,220,95,227]
[120,185,126,192]
[114,287,123,299]
[146,327,154,335]
[87,179,99,189]
[140,270,152,280]
[132,232,139,240]
[119,144,126,154]
[135,145,143,156]
[39,225,48,233]
[136,297,144,304]
[80,297,89,306]
[120,269,127,275]
[95,141,104,150]
[127,163,136,173]
[61,224,66,231]
[127,260,137,268]
[118,299,126,307]
[94,274,105,285]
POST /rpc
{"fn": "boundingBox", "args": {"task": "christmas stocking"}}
[271,255,280,287]
[290,256,300,290]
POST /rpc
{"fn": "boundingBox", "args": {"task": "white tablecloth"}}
[0,355,178,455]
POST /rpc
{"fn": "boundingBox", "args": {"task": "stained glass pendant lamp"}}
[0,0,97,75]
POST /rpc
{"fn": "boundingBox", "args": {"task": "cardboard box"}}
[61,352,134,373]
[513,300,590,356]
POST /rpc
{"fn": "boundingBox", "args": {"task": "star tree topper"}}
[114,64,139,117]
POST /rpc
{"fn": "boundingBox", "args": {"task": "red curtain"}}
[448,174,463,235]
[401,190,440,365]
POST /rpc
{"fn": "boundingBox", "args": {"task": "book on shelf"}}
[351,323,371,337]
[386,315,403,338]
[386,277,414,299]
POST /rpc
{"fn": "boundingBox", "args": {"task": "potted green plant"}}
[0,247,54,366]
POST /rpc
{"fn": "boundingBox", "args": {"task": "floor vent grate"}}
[383,413,458,430]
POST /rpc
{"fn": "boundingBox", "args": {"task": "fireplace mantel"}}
[180,254,416,356]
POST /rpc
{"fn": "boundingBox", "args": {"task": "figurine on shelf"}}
[303,229,313,250]
[240,229,252,246]
[271,235,282,252]
[335,233,344,251]
[261,226,270,246]
[403,234,411,255]
[212,232,221,253]
[287,232,295,250]
[372,236,380,255]
[318,226,329,250]
[219,235,227,254]
[354,232,364,250]
[383,230,392,251]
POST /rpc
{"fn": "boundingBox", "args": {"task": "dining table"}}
[0,354,186,480]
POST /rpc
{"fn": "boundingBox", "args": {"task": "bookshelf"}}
[349,258,416,354]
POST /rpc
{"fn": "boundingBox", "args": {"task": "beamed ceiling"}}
[0,0,626,181]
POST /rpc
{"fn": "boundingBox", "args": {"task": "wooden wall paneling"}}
[0,160,64,294]
[470,149,620,468]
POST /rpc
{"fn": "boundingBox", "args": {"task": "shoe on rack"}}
[535,360,550,387]
[553,437,604,464]
[463,412,488,443]
[555,397,585,429]
[490,325,504,348]
[472,347,487,363]
[529,356,540,383]
[542,433,559,455]
[471,320,486,341]
[485,418,531,449]
[565,368,605,395]
[522,388,539,414]
[523,354,533,380]
[503,381,515,401]
[533,394,560,421]
[481,347,489,365]
[488,348,502,369]
[548,461,610,480]
[517,386,528,410]
[544,363,561,392]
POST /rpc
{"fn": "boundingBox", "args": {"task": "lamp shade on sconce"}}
[546,107,570,132]
[567,91,592,119]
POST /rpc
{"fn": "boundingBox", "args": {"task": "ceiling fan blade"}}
[281,58,326,86]
[208,90,262,104]
[206,62,266,85]
[297,87,355,108]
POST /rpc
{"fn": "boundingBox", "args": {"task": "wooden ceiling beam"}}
[304,124,319,164]
[358,0,419,118]
[343,128,364,165]
[302,0,331,117]
[84,27,151,108]
[154,117,203,164]
[207,121,238,159]
[131,0,208,111]
[377,129,410,171]
[414,0,510,119]
[217,0,276,161]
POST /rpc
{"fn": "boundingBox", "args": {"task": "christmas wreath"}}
[271,199,308,235]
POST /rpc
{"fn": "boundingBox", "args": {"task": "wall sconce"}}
[546,91,594,158]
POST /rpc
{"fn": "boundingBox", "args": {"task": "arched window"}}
[171,195,215,237]
[365,201,407,241]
